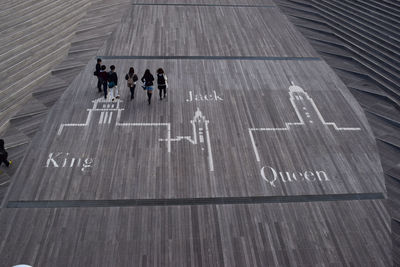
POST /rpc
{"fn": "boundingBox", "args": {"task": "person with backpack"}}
[94,58,102,92]
[98,65,108,99]
[141,69,155,105]
[0,139,12,167]
[125,67,138,100]
[156,68,168,100]
[108,65,119,101]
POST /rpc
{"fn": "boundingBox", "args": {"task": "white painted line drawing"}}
[116,121,172,153]
[57,98,214,171]
[249,82,361,162]
[58,98,122,135]
[159,108,214,171]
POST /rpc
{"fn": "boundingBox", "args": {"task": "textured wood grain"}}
[5,59,384,201]
[100,5,318,57]
[0,0,392,266]
[0,200,391,266]
[0,0,91,131]
[130,0,275,4]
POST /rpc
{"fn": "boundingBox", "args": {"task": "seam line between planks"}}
[6,193,385,208]
[131,3,277,8]
[99,56,322,61]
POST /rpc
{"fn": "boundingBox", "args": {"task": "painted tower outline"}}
[57,98,214,171]
[249,82,361,162]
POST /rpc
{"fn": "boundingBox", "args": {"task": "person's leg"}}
[115,86,120,99]
[130,87,134,100]
[103,82,108,99]
[0,156,9,167]
[97,77,102,92]
[147,91,152,104]
[159,87,162,100]
[163,87,167,98]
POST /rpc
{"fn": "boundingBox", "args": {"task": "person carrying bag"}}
[141,69,155,105]
[125,67,138,100]
[156,68,168,100]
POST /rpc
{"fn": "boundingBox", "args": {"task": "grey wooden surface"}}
[0,0,134,199]
[274,1,400,264]
[130,0,276,4]
[0,0,92,130]
[99,5,318,57]
[5,59,384,201]
[0,200,391,266]
[0,0,392,266]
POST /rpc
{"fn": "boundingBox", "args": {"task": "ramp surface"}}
[0,1,391,266]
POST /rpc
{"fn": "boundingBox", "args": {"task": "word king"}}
[45,152,93,171]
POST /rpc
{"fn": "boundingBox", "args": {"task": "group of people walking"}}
[94,58,168,105]
[0,60,169,169]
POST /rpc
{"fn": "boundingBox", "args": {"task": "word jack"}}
[249,82,361,162]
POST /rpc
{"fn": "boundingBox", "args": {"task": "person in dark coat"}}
[108,65,119,101]
[125,67,138,100]
[95,58,102,92]
[98,65,108,99]
[141,69,155,105]
[156,68,168,100]
[0,139,12,167]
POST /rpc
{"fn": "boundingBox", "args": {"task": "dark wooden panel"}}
[0,200,391,267]
[100,5,318,57]
[130,0,276,4]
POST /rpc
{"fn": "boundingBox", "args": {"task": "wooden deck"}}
[100,4,317,57]
[5,59,384,201]
[0,1,391,266]
[0,200,391,266]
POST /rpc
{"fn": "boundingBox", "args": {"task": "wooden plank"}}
[130,0,276,5]
[102,5,317,57]
[0,200,391,266]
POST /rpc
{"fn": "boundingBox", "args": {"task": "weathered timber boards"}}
[130,0,276,4]
[131,3,275,7]
[100,56,321,60]
[100,5,318,57]
[6,192,385,208]
[0,0,392,266]
[0,200,391,266]
[4,59,384,201]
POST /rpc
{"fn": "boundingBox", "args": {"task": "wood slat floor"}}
[0,0,391,266]
[0,200,392,266]
[5,59,384,201]
[130,0,275,4]
[99,5,318,57]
